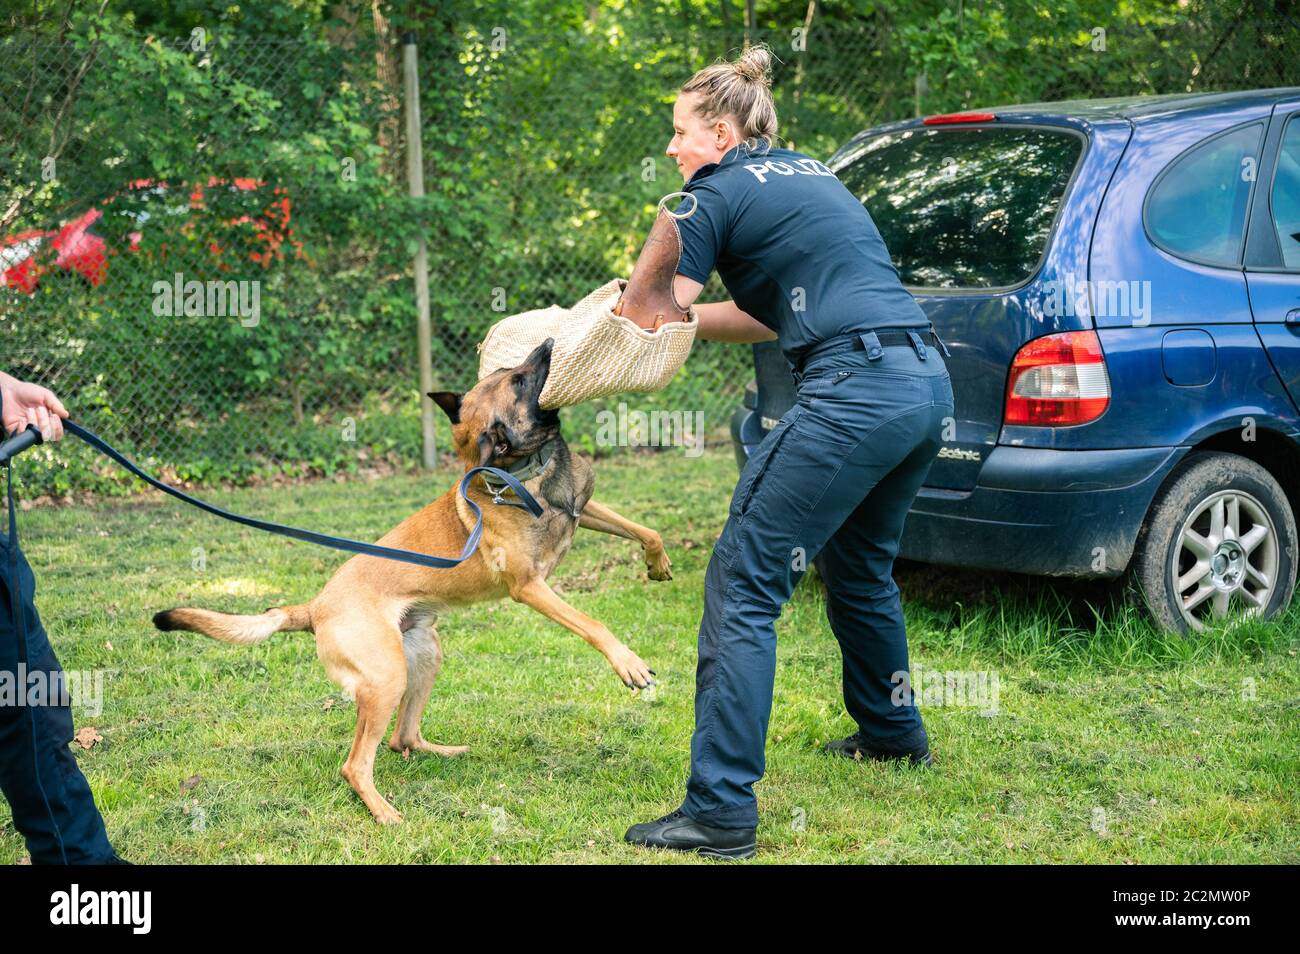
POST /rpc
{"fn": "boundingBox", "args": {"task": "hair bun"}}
[680,43,779,147]
[733,43,773,86]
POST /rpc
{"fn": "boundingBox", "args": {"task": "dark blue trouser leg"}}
[681,343,953,830]
[814,426,948,747]
[0,532,117,864]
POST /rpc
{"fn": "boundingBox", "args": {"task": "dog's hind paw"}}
[365,798,403,825]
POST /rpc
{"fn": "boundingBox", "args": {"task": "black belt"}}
[792,326,952,378]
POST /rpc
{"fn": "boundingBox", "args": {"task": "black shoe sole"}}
[626,837,757,859]
[698,842,757,860]
[825,743,934,767]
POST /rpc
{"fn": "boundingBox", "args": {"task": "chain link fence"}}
[2,13,1297,496]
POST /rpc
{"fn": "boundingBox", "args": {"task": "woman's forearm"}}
[692,300,778,343]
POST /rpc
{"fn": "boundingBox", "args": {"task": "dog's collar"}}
[478,438,558,507]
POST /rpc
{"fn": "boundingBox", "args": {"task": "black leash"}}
[0,420,544,570]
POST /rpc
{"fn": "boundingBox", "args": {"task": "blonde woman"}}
[624,45,954,859]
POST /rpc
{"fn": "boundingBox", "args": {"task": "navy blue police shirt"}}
[673,142,928,364]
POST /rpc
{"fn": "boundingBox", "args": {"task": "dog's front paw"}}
[645,546,673,582]
[608,644,656,690]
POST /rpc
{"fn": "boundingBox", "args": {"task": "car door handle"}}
[1287,309,1300,325]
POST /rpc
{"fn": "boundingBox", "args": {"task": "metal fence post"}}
[403,31,437,470]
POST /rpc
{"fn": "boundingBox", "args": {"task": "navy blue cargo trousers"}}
[1,478,117,864]
[680,330,955,830]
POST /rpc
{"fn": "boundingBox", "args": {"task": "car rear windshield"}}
[836,125,1084,289]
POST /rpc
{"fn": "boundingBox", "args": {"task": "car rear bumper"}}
[899,445,1187,578]
[731,407,1186,578]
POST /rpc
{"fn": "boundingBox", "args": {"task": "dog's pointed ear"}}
[476,431,495,467]
[428,391,461,424]
[524,337,554,366]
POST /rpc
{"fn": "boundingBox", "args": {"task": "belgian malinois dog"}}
[154,339,669,823]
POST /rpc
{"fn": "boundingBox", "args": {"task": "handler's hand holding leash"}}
[0,370,67,449]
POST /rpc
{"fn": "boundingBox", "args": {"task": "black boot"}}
[824,730,934,766]
[624,810,756,860]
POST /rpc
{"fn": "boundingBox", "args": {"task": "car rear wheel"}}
[1128,452,1297,634]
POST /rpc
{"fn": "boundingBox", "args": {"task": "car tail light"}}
[1004,331,1110,426]
[923,112,997,125]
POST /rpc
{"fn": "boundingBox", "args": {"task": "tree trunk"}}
[371,0,402,182]
[790,0,817,148]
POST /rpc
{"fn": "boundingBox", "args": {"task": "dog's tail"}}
[153,603,313,645]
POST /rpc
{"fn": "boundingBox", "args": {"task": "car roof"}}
[980,87,1300,122]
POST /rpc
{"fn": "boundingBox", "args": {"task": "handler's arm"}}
[673,278,777,344]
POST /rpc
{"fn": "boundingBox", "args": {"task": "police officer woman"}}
[624,44,955,859]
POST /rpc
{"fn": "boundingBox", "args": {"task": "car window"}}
[1271,115,1300,268]
[835,125,1083,289]
[1145,123,1262,267]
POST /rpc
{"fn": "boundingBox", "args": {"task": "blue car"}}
[731,88,1300,633]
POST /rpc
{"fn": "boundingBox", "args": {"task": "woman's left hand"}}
[0,371,69,442]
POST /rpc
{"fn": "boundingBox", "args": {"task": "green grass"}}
[2,447,1297,863]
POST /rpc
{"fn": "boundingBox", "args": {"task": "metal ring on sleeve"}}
[658,191,697,220]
